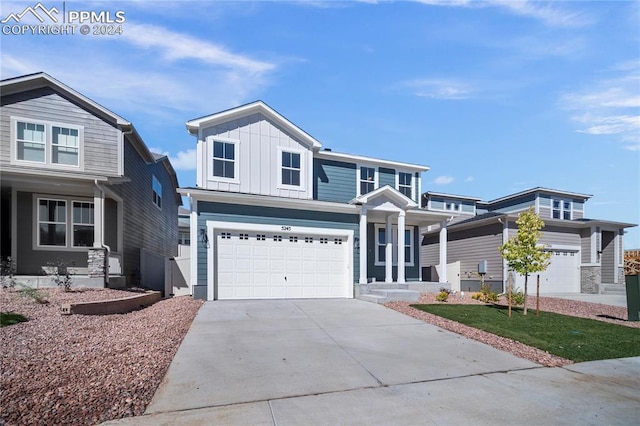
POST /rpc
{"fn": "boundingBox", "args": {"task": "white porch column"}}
[385,215,393,283]
[439,220,448,283]
[359,207,368,284]
[397,211,406,283]
[93,187,104,248]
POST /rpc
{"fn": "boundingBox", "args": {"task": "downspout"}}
[94,180,111,287]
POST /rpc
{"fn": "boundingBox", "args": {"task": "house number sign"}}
[281,226,292,231]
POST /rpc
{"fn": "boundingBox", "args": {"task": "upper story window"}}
[281,151,301,186]
[152,175,162,209]
[552,199,571,220]
[446,202,460,211]
[360,166,376,195]
[213,141,235,179]
[398,172,413,198]
[14,119,83,168]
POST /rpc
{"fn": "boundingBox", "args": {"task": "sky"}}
[1,0,639,248]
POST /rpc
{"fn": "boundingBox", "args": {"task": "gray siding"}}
[195,201,360,294]
[15,191,88,274]
[378,167,395,189]
[313,158,356,203]
[601,230,616,283]
[112,139,179,285]
[487,194,535,214]
[461,201,475,214]
[0,88,120,175]
[539,225,581,247]
[366,223,420,282]
[539,206,552,219]
[430,199,445,210]
[104,198,118,251]
[580,228,592,263]
[422,223,504,283]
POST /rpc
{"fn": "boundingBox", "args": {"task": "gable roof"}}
[186,100,322,150]
[349,185,418,209]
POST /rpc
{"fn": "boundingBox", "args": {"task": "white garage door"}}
[527,250,580,294]
[215,229,351,300]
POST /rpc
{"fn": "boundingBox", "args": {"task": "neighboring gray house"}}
[422,188,635,295]
[0,72,181,289]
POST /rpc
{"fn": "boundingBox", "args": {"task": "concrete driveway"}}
[105,299,640,425]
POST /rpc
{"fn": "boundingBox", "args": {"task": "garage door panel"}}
[215,228,349,300]
[518,250,579,294]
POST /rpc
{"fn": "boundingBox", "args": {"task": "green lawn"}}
[411,304,640,363]
[0,311,28,327]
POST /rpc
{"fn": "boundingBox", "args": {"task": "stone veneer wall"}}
[581,265,601,294]
[88,248,107,280]
[618,267,625,284]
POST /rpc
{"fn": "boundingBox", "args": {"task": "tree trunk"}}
[523,273,528,315]
[536,274,540,316]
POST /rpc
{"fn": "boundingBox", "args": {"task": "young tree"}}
[499,208,551,315]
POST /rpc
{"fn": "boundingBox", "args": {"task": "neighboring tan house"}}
[0,72,181,289]
[421,188,636,295]
[179,101,452,301]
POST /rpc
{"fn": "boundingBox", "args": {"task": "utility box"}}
[626,275,640,322]
[478,260,488,275]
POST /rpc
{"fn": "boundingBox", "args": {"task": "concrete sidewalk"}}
[104,299,640,425]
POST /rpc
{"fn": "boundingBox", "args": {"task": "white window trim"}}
[277,146,306,191]
[152,174,162,210]
[374,224,414,267]
[207,136,240,184]
[357,164,378,196]
[33,194,94,251]
[552,198,572,220]
[11,117,84,170]
[395,171,415,200]
[71,200,95,248]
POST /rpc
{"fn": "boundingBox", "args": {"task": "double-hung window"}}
[213,141,235,179]
[152,175,162,209]
[72,202,94,247]
[552,200,572,220]
[281,151,301,186]
[38,199,67,247]
[17,121,46,163]
[52,126,79,166]
[14,119,82,167]
[360,167,375,195]
[398,172,412,198]
[37,197,95,249]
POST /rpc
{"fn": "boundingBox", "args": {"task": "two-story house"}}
[0,73,181,289]
[179,101,453,300]
[422,188,635,295]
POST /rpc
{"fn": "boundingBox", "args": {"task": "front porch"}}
[350,186,454,302]
[0,172,124,288]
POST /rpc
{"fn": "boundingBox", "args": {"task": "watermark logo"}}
[1,2,125,36]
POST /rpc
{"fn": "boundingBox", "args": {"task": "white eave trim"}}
[186,101,322,150]
[316,150,429,172]
[350,185,418,209]
[178,188,358,214]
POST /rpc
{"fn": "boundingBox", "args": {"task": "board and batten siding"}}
[422,223,504,281]
[194,201,360,298]
[111,139,179,284]
[0,87,120,175]
[378,167,396,189]
[199,113,312,200]
[313,158,356,203]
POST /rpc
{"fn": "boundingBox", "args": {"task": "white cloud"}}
[401,78,473,100]
[561,61,640,148]
[464,176,475,182]
[434,176,455,185]
[169,149,198,171]
[415,0,594,27]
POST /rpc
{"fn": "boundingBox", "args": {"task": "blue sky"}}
[1,0,639,248]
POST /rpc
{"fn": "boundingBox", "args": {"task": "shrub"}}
[17,284,48,304]
[1,311,28,327]
[45,260,74,292]
[474,284,499,303]
[508,287,525,306]
[436,290,450,302]
[1,257,17,288]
